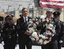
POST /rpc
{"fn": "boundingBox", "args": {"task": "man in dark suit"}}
[16,8,32,49]
[53,11,64,49]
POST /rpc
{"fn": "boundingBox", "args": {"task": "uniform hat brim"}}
[7,17,13,20]
[46,8,53,13]
[53,11,60,16]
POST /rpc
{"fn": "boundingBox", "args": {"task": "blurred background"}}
[0,0,64,48]
[0,0,64,21]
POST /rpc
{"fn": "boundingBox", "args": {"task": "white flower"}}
[29,32,39,41]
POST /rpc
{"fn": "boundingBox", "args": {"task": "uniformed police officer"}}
[2,16,17,49]
[53,11,64,49]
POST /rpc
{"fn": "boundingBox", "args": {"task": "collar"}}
[20,15,28,18]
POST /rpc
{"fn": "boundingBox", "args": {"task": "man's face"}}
[7,20,13,24]
[54,15,60,20]
[46,12,52,18]
[22,9,28,17]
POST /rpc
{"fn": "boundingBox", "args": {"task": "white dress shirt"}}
[23,16,28,22]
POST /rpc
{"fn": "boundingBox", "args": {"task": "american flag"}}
[39,0,64,8]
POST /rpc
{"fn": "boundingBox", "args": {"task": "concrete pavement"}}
[0,44,64,49]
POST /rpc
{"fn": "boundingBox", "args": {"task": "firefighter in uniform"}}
[53,11,64,49]
[2,16,17,49]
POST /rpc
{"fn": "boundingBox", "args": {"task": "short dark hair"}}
[22,8,27,12]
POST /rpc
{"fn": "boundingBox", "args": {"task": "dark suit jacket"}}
[16,15,31,42]
[51,18,64,42]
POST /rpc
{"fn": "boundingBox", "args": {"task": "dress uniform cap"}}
[11,14,14,17]
[7,16,13,20]
[53,11,60,16]
[46,8,53,13]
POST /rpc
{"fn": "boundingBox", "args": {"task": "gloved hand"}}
[59,40,63,43]
[1,41,4,45]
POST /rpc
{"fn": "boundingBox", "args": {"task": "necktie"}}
[25,17,26,22]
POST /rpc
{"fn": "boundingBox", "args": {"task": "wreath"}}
[26,17,56,45]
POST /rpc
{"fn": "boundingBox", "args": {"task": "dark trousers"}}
[4,39,16,49]
[57,40,62,49]
[18,38,32,49]
[57,36,62,49]
[41,41,58,49]
[57,43,61,49]
[4,44,15,49]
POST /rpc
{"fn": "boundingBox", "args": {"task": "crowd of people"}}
[0,8,64,49]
